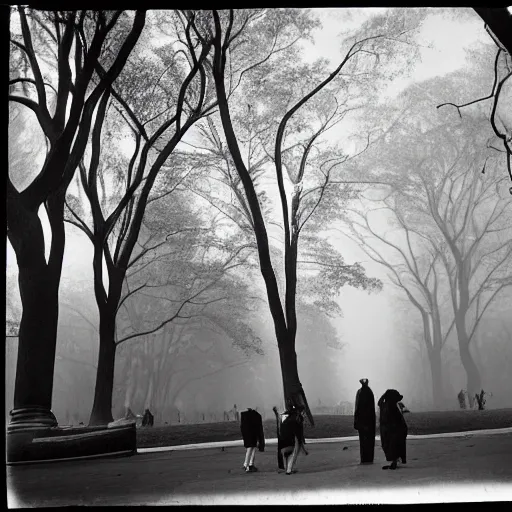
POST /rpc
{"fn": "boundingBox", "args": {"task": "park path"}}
[7,432,512,506]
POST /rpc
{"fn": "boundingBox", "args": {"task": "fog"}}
[6,7,512,427]
[7,221,512,424]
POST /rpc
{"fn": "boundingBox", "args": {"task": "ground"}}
[7,432,512,506]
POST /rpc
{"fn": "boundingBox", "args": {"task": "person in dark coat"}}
[240,407,265,472]
[142,408,154,427]
[378,389,408,470]
[273,405,308,475]
[354,378,376,464]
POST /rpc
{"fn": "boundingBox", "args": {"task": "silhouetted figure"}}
[233,404,239,422]
[273,405,308,475]
[378,389,408,470]
[354,378,376,464]
[475,389,488,410]
[240,408,265,472]
[142,408,154,427]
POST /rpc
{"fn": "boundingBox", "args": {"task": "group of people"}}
[239,404,308,475]
[354,378,408,470]
[239,378,408,474]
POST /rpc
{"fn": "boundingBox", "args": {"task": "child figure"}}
[273,405,308,475]
[240,407,265,472]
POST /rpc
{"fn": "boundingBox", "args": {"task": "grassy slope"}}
[136,408,512,448]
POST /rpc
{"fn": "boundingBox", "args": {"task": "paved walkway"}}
[138,426,512,453]
[7,431,512,506]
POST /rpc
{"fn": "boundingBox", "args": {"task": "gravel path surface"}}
[8,432,512,506]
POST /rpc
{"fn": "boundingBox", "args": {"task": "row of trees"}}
[342,51,512,408]
[7,8,394,427]
[7,7,509,427]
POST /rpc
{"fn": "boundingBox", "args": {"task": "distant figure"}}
[240,407,265,473]
[142,408,154,427]
[125,407,137,420]
[354,378,376,464]
[457,389,467,409]
[233,404,239,422]
[273,405,308,475]
[378,389,408,470]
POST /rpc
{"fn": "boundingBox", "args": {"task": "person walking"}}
[378,389,408,470]
[273,405,308,475]
[240,407,265,472]
[354,378,376,464]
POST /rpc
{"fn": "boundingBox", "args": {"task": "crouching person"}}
[240,407,265,472]
[273,405,308,475]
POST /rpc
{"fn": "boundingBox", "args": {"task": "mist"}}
[7,218,512,425]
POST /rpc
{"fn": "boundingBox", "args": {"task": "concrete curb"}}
[137,426,512,454]
[6,449,135,466]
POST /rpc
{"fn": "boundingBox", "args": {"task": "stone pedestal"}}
[8,407,58,431]
[6,423,137,465]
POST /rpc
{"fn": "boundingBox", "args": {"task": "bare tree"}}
[423,135,512,400]
[354,107,512,402]
[345,201,455,409]
[439,11,512,189]
[62,10,224,424]
[7,8,145,428]
[206,8,422,423]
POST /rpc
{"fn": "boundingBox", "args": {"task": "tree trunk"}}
[460,343,482,404]
[427,347,445,410]
[89,307,117,425]
[123,352,137,415]
[212,35,312,426]
[470,334,485,381]
[144,371,154,410]
[7,192,65,429]
[10,261,60,428]
[277,337,313,424]
[429,307,446,410]
[455,313,482,402]
[453,262,482,405]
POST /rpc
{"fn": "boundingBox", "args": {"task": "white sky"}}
[303,8,487,97]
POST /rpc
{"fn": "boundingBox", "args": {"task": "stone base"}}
[6,424,137,465]
[8,407,58,430]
